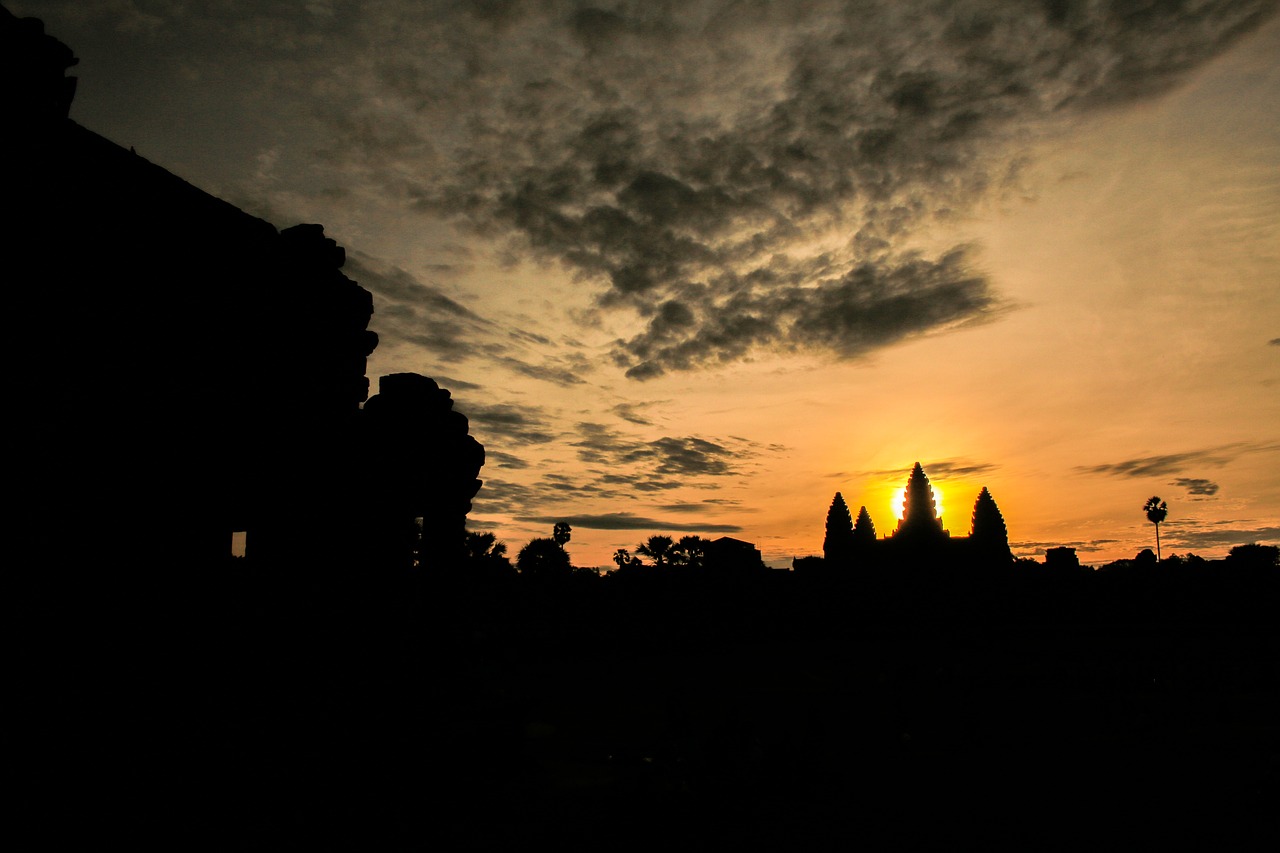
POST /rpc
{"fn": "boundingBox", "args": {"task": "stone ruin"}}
[3,6,483,586]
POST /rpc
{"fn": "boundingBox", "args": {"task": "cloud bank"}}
[374,0,1275,377]
[49,0,1278,376]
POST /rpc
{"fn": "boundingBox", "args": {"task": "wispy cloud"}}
[573,422,744,478]
[1011,538,1121,555]
[1163,523,1280,551]
[1078,442,1280,478]
[517,512,742,533]
[1171,477,1220,497]
[859,458,999,479]
[460,401,561,446]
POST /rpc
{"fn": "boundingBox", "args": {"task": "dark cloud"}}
[616,247,998,377]
[516,512,742,533]
[346,254,481,320]
[861,458,999,479]
[345,252,599,381]
[1011,539,1121,555]
[1269,337,1280,346]
[381,0,1275,376]
[458,401,559,446]
[494,354,589,386]
[431,374,482,392]
[658,499,752,514]
[483,449,531,470]
[509,328,553,346]
[611,401,658,426]
[597,472,683,492]
[1078,442,1279,477]
[1171,477,1220,497]
[345,253,493,359]
[470,476,540,515]
[36,1,1276,376]
[572,422,740,477]
[1163,524,1280,551]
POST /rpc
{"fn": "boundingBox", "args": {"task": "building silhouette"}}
[822,462,1012,566]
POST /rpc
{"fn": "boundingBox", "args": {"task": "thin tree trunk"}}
[1155,523,1161,561]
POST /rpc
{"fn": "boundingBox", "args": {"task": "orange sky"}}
[17,1,1278,567]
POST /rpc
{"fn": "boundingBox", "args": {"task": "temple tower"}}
[893,462,949,542]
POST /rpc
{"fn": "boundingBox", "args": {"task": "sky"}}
[14,0,1279,567]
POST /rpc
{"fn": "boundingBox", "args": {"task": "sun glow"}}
[891,486,944,524]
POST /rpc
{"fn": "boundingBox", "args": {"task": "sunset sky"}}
[16,0,1278,567]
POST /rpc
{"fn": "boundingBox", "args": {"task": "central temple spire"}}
[894,462,947,540]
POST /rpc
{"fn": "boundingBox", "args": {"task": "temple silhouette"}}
[3,6,483,588]
[814,462,1013,568]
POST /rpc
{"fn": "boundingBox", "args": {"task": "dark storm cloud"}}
[1172,477,1220,497]
[1078,442,1280,477]
[517,512,742,533]
[42,1,1275,375]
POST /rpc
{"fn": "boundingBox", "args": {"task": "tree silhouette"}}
[1143,497,1168,560]
[670,535,709,568]
[465,530,507,562]
[824,492,855,562]
[464,530,513,578]
[1226,542,1278,570]
[553,521,572,548]
[636,535,675,567]
[517,537,571,578]
[613,548,642,570]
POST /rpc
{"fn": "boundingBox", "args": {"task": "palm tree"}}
[636,534,675,567]
[670,535,708,568]
[552,522,572,548]
[1144,496,1168,560]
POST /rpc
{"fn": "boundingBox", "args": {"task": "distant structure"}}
[705,536,766,574]
[823,493,856,563]
[4,7,482,584]
[361,374,485,572]
[821,462,1012,566]
[894,462,950,542]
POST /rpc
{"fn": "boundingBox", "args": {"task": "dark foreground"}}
[16,561,1279,849]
